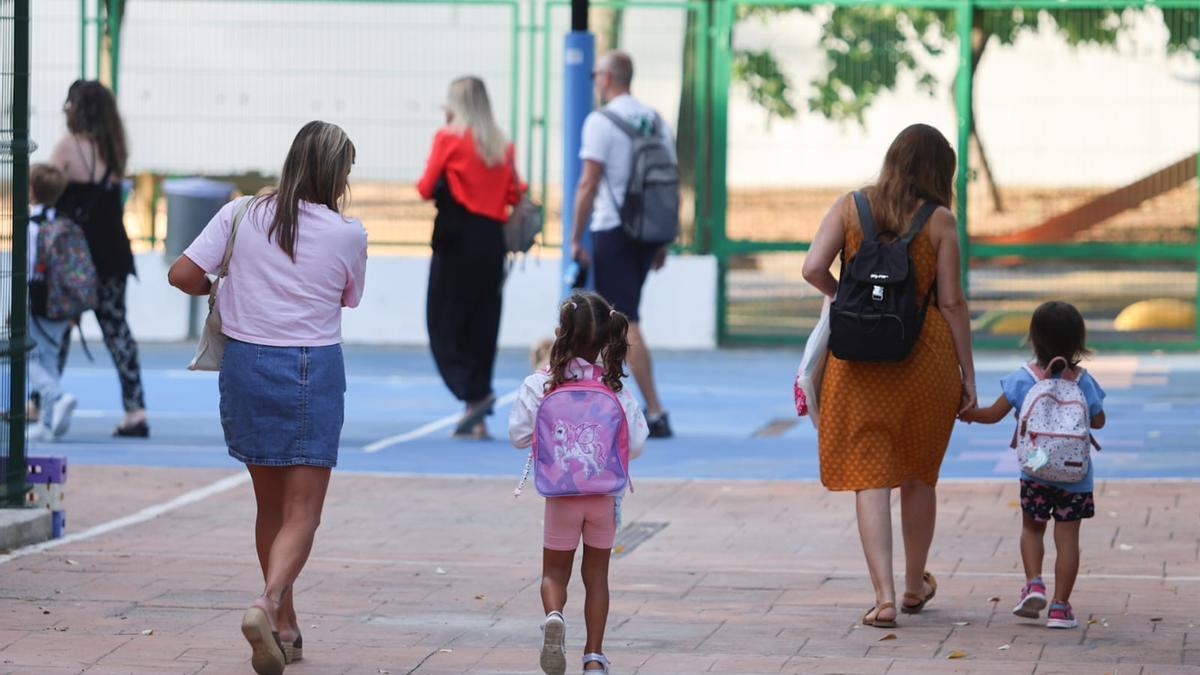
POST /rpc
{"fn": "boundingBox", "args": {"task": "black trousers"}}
[426,193,505,404]
[57,275,146,412]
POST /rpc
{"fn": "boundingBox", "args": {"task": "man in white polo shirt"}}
[569,50,674,439]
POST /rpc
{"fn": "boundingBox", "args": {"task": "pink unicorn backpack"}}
[518,366,632,498]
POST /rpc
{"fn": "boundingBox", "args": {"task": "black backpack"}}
[829,191,937,363]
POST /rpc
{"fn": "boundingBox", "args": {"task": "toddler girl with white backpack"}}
[509,291,648,675]
[960,301,1105,630]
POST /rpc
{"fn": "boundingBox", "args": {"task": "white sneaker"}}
[540,611,566,675]
[49,394,77,440]
[26,423,51,442]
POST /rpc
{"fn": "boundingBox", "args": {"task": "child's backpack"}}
[829,191,936,363]
[517,366,632,498]
[31,213,98,321]
[599,108,680,246]
[1011,357,1100,483]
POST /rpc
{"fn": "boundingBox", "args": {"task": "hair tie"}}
[566,302,577,310]
[609,309,617,317]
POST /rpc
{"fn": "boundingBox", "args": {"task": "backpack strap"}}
[851,191,878,241]
[599,108,640,139]
[901,201,938,245]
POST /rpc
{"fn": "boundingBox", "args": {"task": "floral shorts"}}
[1020,479,1095,523]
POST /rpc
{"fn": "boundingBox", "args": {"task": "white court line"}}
[0,472,249,566]
[362,389,519,454]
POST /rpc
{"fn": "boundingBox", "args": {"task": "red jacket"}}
[417,128,523,222]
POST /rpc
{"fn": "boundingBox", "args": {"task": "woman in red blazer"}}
[418,76,523,439]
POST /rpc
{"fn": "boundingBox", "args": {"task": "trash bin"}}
[162,177,235,258]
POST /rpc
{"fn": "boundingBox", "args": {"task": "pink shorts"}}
[544,496,617,551]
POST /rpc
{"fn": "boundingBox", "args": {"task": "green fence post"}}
[94,0,103,82]
[954,0,972,294]
[710,0,732,343]
[7,0,32,507]
[79,0,87,80]
[107,0,122,93]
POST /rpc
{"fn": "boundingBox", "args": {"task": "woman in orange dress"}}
[802,124,977,628]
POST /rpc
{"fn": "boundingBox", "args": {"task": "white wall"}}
[72,252,717,350]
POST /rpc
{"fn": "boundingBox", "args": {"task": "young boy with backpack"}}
[26,163,98,440]
[960,301,1105,629]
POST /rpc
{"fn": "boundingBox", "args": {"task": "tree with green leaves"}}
[732,4,1199,211]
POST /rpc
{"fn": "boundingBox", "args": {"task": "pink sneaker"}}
[1046,601,1078,629]
[1012,578,1048,619]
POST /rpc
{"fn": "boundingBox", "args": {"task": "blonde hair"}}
[446,77,507,167]
[257,120,355,261]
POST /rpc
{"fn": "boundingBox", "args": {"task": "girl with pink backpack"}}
[508,291,649,675]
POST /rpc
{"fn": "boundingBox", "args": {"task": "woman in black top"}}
[50,80,149,437]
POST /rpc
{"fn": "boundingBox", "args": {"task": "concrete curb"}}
[0,509,51,552]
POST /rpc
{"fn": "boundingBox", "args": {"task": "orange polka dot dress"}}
[818,195,961,491]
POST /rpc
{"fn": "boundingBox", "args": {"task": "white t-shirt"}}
[579,94,677,232]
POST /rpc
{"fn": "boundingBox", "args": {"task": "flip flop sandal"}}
[282,633,302,664]
[862,601,898,629]
[241,606,286,675]
[901,571,938,614]
[453,394,496,437]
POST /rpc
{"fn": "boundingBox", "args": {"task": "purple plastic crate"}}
[26,456,67,484]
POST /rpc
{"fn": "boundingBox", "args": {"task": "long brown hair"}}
[866,124,956,236]
[64,80,128,178]
[545,292,630,394]
[258,121,356,260]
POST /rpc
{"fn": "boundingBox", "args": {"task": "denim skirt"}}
[219,339,346,468]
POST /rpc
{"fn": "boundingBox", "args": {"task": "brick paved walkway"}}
[1,466,1198,674]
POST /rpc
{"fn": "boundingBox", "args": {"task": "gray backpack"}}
[599,108,680,245]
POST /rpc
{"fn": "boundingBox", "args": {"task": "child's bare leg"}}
[580,544,611,663]
[1020,513,1047,580]
[1052,520,1081,602]
[542,548,576,614]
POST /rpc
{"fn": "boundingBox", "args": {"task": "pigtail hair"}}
[545,300,581,394]
[601,310,629,392]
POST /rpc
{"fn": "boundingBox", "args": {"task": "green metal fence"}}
[711,0,1200,350]
[55,0,1200,349]
[2,0,32,507]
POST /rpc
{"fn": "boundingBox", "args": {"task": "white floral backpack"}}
[1011,357,1101,483]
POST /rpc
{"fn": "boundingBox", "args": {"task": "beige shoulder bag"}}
[187,196,252,371]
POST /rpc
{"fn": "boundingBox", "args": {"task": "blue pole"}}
[561,30,595,299]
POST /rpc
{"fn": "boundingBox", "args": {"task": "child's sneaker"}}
[540,611,566,675]
[49,394,77,440]
[1046,601,1078,629]
[1012,578,1048,618]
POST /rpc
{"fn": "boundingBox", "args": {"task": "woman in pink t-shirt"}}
[168,121,367,674]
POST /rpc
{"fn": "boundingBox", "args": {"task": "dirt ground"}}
[123,181,1198,251]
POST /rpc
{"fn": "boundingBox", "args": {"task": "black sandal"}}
[113,421,150,438]
[452,394,495,437]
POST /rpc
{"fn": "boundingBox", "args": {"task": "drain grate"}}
[612,521,668,558]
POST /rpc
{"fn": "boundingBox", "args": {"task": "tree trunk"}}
[592,8,624,54]
[969,17,1005,213]
[676,5,705,250]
